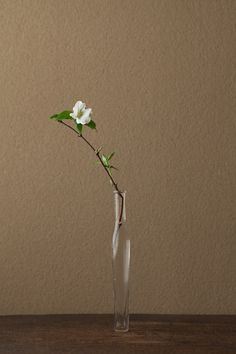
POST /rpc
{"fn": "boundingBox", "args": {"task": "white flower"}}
[70,100,92,125]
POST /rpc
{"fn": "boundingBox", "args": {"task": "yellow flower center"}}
[77,110,83,118]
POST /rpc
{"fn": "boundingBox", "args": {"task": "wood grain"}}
[0,315,235,354]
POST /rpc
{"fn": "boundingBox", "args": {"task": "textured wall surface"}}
[0,0,235,314]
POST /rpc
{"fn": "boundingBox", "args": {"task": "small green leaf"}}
[50,110,72,121]
[50,113,58,119]
[86,120,96,129]
[101,155,109,166]
[57,111,72,120]
[107,152,115,161]
[76,123,83,133]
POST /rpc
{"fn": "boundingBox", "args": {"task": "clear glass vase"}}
[112,191,130,332]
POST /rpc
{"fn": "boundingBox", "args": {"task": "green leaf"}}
[50,110,72,121]
[86,120,96,129]
[50,113,58,119]
[57,111,72,120]
[76,123,83,133]
[107,166,112,176]
[101,155,109,166]
[107,152,115,161]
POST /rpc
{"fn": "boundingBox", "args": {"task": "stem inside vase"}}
[112,191,130,332]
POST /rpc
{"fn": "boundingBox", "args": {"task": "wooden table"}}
[0,315,235,353]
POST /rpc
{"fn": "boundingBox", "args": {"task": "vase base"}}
[114,327,129,333]
[114,320,129,333]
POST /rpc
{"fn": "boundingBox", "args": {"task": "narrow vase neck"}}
[114,191,126,223]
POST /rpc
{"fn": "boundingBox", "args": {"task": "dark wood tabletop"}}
[0,314,235,354]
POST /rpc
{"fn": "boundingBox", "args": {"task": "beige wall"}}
[0,0,235,315]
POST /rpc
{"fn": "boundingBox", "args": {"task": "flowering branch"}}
[50,101,124,225]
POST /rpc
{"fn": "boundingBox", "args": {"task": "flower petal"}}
[73,101,85,115]
[70,113,77,119]
[76,117,82,124]
[80,108,92,124]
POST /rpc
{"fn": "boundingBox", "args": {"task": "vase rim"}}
[113,190,126,194]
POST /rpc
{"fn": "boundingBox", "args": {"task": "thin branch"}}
[59,120,124,225]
